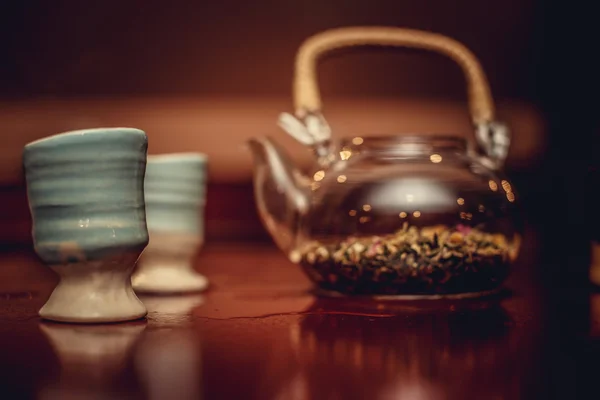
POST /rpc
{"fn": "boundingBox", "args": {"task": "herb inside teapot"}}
[294,223,517,296]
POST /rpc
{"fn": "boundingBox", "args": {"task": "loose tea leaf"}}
[295,224,515,295]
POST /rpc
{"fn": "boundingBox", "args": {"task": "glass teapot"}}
[248,27,521,298]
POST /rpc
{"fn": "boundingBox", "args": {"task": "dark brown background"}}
[2,0,537,99]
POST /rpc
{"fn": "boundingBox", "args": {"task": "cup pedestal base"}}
[40,257,147,323]
[132,266,208,294]
[132,232,208,294]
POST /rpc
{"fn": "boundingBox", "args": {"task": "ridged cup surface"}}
[144,153,207,235]
[23,127,149,264]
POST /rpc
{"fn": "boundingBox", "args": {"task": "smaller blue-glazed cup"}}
[23,127,149,323]
[132,153,209,293]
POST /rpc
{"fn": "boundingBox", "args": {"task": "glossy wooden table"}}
[0,242,598,400]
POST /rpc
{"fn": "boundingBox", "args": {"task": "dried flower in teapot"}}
[295,224,517,296]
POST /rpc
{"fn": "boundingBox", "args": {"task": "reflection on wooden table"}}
[0,242,594,399]
[38,322,147,400]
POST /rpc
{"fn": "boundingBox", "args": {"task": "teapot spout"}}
[247,137,311,255]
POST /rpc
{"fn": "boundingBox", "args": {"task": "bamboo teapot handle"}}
[279,26,510,168]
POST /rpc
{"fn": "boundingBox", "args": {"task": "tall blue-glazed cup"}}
[132,153,209,293]
[23,127,149,323]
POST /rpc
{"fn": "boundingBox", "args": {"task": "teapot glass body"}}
[291,135,521,297]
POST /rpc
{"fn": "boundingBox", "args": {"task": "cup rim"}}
[24,127,146,149]
[148,152,208,163]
